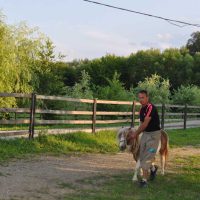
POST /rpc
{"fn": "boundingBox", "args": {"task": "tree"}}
[0,13,66,109]
[186,31,200,55]
[65,70,93,112]
[135,74,170,104]
[95,72,135,113]
[95,72,134,101]
[172,85,200,105]
[31,38,66,96]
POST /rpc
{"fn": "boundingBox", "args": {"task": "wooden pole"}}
[161,104,165,130]
[131,101,136,127]
[29,93,36,139]
[184,104,187,129]
[92,98,97,133]
[14,112,16,120]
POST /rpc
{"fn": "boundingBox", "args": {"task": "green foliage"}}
[172,85,200,105]
[0,128,199,163]
[31,39,66,96]
[187,31,200,55]
[94,72,134,114]
[1,12,200,110]
[63,48,198,93]
[95,72,134,101]
[66,70,93,99]
[135,74,170,104]
[0,14,65,108]
[0,130,118,162]
[63,70,93,112]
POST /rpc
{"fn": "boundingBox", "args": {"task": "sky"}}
[0,0,200,61]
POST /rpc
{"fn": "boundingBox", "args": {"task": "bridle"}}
[119,132,128,144]
[119,138,127,143]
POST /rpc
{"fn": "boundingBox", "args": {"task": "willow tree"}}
[0,13,64,108]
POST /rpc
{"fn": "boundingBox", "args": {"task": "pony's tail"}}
[161,129,169,168]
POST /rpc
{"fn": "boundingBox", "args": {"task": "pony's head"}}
[117,127,136,151]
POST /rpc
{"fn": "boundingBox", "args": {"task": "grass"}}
[0,130,118,162]
[168,128,200,147]
[64,155,200,200]
[0,122,133,131]
[0,127,199,199]
[61,128,200,200]
[0,128,199,163]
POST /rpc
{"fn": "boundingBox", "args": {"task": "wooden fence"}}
[0,93,200,138]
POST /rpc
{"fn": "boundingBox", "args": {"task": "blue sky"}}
[0,0,200,61]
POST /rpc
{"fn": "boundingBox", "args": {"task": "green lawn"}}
[0,127,199,163]
[0,130,118,162]
[65,155,200,200]
[168,128,200,147]
[0,128,200,199]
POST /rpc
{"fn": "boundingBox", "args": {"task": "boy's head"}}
[138,90,149,106]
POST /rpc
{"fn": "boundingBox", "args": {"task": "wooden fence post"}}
[29,93,36,139]
[131,101,136,127]
[161,104,165,130]
[14,112,16,125]
[184,104,187,129]
[92,98,97,133]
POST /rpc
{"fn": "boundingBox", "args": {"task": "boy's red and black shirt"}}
[139,103,160,132]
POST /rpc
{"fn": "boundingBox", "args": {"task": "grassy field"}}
[0,122,133,131]
[168,128,200,147]
[0,128,200,199]
[0,130,118,162]
[0,127,199,162]
[65,155,200,200]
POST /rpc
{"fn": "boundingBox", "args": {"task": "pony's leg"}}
[151,161,156,171]
[160,154,166,175]
[132,160,140,181]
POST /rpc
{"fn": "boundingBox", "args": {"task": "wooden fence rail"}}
[0,93,200,138]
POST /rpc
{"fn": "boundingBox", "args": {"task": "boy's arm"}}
[129,116,151,139]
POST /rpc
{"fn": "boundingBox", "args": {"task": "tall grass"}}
[0,130,118,162]
[0,128,199,163]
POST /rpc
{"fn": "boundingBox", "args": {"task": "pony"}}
[117,127,169,181]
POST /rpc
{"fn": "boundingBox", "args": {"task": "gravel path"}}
[0,147,199,200]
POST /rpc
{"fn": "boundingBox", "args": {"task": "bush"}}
[172,85,200,105]
[135,74,170,104]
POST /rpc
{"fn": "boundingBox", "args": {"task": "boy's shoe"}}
[149,165,158,181]
[139,180,148,188]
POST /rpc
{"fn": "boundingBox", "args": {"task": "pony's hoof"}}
[132,178,138,182]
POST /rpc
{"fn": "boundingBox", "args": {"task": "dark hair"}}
[138,90,149,96]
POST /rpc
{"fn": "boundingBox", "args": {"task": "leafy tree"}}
[67,70,93,99]
[94,72,134,115]
[65,70,93,113]
[186,31,200,55]
[135,74,170,104]
[31,39,66,96]
[172,85,200,105]
[0,13,66,109]
[95,71,133,101]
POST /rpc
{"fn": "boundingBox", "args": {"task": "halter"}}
[119,130,129,144]
[119,138,127,143]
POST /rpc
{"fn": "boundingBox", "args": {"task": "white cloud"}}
[53,27,180,61]
[83,30,110,41]
[157,33,173,42]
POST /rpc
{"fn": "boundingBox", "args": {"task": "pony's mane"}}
[117,127,129,139]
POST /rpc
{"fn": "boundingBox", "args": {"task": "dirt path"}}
[0,147,200,200]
